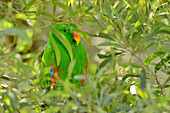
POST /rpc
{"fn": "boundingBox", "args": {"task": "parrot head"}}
[52,23,80,46]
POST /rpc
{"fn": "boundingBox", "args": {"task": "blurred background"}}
[0,0,169,112]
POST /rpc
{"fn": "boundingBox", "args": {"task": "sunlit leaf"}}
[126,5,141,21]
[134,16,146,28]
[123,0,133,9]
[144,51,166,65]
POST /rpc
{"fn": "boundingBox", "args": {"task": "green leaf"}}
[25,0,36,10]
[153,16,167,26]
[140,68,146,89]
[144,51,166,65]
[134,16,146,28]
[0,1,2,7]
[81,0,100,11]
[42,12,58,20]
[7,91,19,110]
[126,5,141,21]
[52,0,57,15]
[98,42,124,49]
[123,0,133,9]
[155,55,170,72]
[37,0,43,16]
[104,0,111,18]
[0,71,5,79]
[50,26,73,61]
[20,102,36,108]
[97,54,112,59]
[122,74,140,82]
[74,28,91,46]
[102,92,121,107]
[88,32,116,41]
[115,101,132,111]
[85,15,106,29]
[100,86,108,103]
[158,26,170,34]
[99,58,111,69]
[49,35,61,66]
[56,2,74,15]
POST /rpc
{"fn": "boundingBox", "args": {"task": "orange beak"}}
[73,31,80,46]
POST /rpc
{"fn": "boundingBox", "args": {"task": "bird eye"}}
[73,39,76,43]
[63,29,66,33]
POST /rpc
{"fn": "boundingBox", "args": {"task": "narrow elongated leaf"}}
[49,35,61,66]
[122,74,140,82]
[81,0,100,11]
[56,2,74,15]
[123,0,133,9]
[7,91,19,110]
[88,32,116,41]
[50,26,73,61]
[0,71,5,79]
[104,0,111,18]
[97,54,112,59]
[102,92,121,107]
[153,16,167,26]
[25,0,36,10]
[99,58,111,69]
[144,51,166,65]
[85,15,106,29]
[37,0,43,16]
[42,12,58,20]
[52,0,57,15]
[126,5,141,21]
[100,86,108,103]
[140,68,146,89]
[134,16,146,28]
[98,42,124,49]
[155,55,170,72]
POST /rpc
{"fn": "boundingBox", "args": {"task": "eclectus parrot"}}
[41,23,88,90]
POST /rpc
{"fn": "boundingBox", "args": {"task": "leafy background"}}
[0,0,169,112]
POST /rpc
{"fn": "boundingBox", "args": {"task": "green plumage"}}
[41,23,88,87]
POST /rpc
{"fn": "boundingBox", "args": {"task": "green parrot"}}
[41,23,88,90]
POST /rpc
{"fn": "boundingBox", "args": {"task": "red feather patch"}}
[80,61,88,83]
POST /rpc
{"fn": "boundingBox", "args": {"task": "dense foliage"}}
[0,0,169,112]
